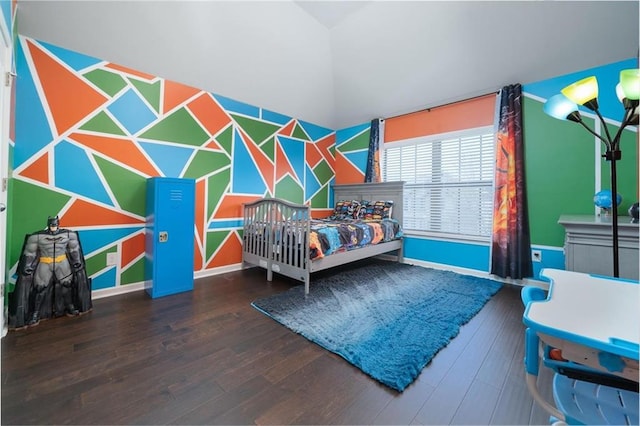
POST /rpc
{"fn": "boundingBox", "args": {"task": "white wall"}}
[16,1,640,130]
[17,0,336,128]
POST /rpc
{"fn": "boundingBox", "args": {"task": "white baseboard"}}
[91,263,246,299]
[92,282,146,299]
[194,263,243,279]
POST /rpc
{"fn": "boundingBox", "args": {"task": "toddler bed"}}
[242,181,404,294]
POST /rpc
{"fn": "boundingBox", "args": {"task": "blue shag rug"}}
[251,260,503,392]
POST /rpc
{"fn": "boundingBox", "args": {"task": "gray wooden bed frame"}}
[242,181,404,295]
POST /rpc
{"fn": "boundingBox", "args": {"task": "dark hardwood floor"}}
[1,261,554,425]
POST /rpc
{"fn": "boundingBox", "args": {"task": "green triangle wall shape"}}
[275,175,303,204]
[206,230,228,260]
[139,108,209,146]
[292,123,309,141]
[9,180,71,266]
[183,150,231,180]
[339,130,370,152]
[94,156,147,217]
[121,257,145,285]
[207,169,231,219]
[129,78,161,114]
[216,125,233,156]
[83,69,127,97]
[80,111,126,136]
[313,159,333,185]
[261,136,275,162]
[231,114,280,145]
[85,245,116,277]
[311,184,329,208]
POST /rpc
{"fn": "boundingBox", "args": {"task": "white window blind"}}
[383,127,495,240]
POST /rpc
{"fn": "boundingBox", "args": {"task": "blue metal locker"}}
[144,177,195,298]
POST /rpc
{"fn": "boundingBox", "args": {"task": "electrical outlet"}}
[532,249,542,262]
[106,252,118,266]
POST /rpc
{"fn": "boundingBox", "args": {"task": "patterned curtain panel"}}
[365,118,382,183]
[490,84,533,279]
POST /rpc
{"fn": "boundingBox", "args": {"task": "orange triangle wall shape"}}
[121,233,145,268]
[207,232,242,268]
[334,151,364,184]
[316,134,336,170]
[275,142,296,182]
[69,132,159,177]
[213,194,260,219]
[187,93,231,136]
[278,121,295,137]
[28,40,107,136]
[62,199,145,227]
[205,139,223,151]
[163,80,202,114]
[305,142,323,169]
[19,152,49,184]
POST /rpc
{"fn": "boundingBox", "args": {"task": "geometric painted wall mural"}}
[9,36,338,292]
[9,31,635,289]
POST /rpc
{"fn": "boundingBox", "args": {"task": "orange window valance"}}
[384,94,497,143]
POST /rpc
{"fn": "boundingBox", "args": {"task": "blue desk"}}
[524,268,639,380]
[522,269,639,425]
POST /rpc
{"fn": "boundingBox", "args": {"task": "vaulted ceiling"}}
[294,1,371,29]
[16,1,640,129]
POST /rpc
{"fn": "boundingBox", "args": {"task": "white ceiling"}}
[15,1,640,130]
[294,1,371,29]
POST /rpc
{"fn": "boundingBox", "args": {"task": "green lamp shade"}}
[561,76,598,106]
[620,69,640,100]
[544,94,579,120]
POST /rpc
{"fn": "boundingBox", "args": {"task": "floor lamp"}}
[543,69,639,278]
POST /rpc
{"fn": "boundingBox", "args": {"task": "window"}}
[383,126,495,241]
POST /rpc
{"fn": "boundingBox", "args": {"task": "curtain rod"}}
[381,89,500,122]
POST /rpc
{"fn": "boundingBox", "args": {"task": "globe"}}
[593,190,622,209]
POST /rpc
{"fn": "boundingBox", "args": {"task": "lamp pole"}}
[593,104,623,279]
[606,147,621,278]
[576,112,627,278]
[604,99,637,278]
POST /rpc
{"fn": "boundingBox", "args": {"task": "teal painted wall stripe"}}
[404,237,490,272]
[213,94,260,118]
[208,220,243,229]
[404,237,566,279]
[261,109,291,125]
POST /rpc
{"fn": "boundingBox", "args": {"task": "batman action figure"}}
[8,216,92,329]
